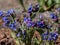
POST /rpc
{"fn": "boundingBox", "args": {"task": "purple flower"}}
[28,17,31,21]
[7,9,14,15]
[9,23,16,31]
[53,33,58,40]
[2,17,8,22]
[4,20,10,26]
[45,31,49,35]
[31,22,35,27]
[50,13,58,19]
[37,21,45,28]
[3,19,10,27]
[26,22,32,27]
[53,37,56,40]
[42,33,47,40]
[57,8,60,11]
[23,17,28,23]
[23,17,32,24]
[0,11,3,16]
[48,37,52,41]
[28,5,33,13]
[40,15,43,19]
[47,25,51,29]
[17,32,20,37]
[50,32,58,40]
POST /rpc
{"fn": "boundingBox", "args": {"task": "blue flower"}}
[47,25,51,29]
[31,22,35,27]
[50,32,55,37]
[0,11,3,16]
[26,21,32,27]
[5,20,10,24]
[13,20,16,24]
[23,17,33,27]
[7,9,14,15]
[17,32,20,37]
[28,5,33,13]
[40,15,43,19]
[23,17,32,24]
[24,17,28,21]
[42,33,47,40]
[23,17,28,23]
[2,17,8,22]
[50,32,58,40]
[28,17,31,21]
[45,31,49,35]
[57,8,60,11]
[9,23,16,31]
[53,37,56,40]
[48,37,52,41]
[37,21,45,28]
[2,20,10,27]
[50,13,58,19]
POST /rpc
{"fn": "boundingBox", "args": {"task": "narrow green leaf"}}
[19,0,26,11]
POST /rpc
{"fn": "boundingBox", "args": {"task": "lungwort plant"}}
[6,0,60,45]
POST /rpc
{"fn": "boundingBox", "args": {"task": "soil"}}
[0,27,15,45]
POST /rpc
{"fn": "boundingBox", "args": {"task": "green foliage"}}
[19,0,26,11]
[11,31,16,39]
[54,0,60,4]
[47,0,53,7]
[37,0,60,11]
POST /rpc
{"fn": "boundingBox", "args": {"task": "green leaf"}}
[15,39,20,45]
[54,0,60,8]
[19,0,26,11]
[36,40,40,44]
[47,0,52,6]
[55,4,60,8]
[11,32,16,39]
[54,0,60,4]
[46,41,49,45]
[37,0,45,6]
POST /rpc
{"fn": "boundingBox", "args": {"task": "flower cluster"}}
[7,9,15,15]
[42,31,58,41]
[57,8,60,11]
[0,3,59,45]
[0,11,3,16]
[0,9,17,31]
[50,13,58,19]
[28,4,39,13]
[36,20,45,28]
[23,16,45,28]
